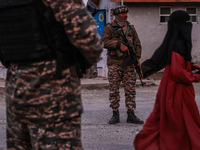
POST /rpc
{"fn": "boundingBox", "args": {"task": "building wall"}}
[126,3,200,63]
[127,3,167,62]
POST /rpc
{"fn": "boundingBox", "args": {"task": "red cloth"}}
[134,51,200,150]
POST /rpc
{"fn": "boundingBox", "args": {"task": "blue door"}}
[92,10,106,38]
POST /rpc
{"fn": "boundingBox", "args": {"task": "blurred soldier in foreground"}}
[102,5,143,125]
[0,0,102,149]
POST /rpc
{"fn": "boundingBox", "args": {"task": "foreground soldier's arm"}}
[47,0,103,65]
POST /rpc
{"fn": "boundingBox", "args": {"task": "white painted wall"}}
[82,0,88,6]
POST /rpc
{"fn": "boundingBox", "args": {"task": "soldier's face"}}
[118,12,127,19]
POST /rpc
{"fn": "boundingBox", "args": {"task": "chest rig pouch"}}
[0,0,87,77]
[108,23,135,58]
[0,0,53,66]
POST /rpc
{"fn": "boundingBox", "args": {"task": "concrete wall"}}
[127,3,167,62]
[126,3,200,63]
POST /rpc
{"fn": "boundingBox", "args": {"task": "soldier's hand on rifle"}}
[120,43,129,54]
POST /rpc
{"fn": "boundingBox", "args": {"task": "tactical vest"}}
[0,0,86,77]
[107,23,136,59]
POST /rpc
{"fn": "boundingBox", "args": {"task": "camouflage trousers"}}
[6,60,83,150]
[7,115,82,150]
[108,64,136,111]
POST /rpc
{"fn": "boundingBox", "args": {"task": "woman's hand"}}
[191,63,200,70]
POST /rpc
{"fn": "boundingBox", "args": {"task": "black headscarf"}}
[141,10,192,78]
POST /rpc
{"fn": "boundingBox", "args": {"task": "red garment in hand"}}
[134,51,200,150]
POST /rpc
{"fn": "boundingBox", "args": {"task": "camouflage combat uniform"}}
[102,6,142,112]
[6,0,103,149]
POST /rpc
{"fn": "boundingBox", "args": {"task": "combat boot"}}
[127,110,144,124]
[109,110,119,124]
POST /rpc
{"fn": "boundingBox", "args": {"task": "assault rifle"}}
[116,29,144,86]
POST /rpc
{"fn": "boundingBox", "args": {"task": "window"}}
[186,7,197,22]
[160,7,171,23]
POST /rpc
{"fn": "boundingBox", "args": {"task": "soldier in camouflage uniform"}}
[102,5,143,125]
[5,0,102,149]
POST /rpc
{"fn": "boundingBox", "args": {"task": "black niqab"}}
[141,10,192,78]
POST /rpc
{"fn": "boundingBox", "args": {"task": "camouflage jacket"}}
[45,0,103,65]
[6,0,103,124]
[102,19,142,65]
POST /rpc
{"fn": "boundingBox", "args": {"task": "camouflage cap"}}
[112,5,129,15]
